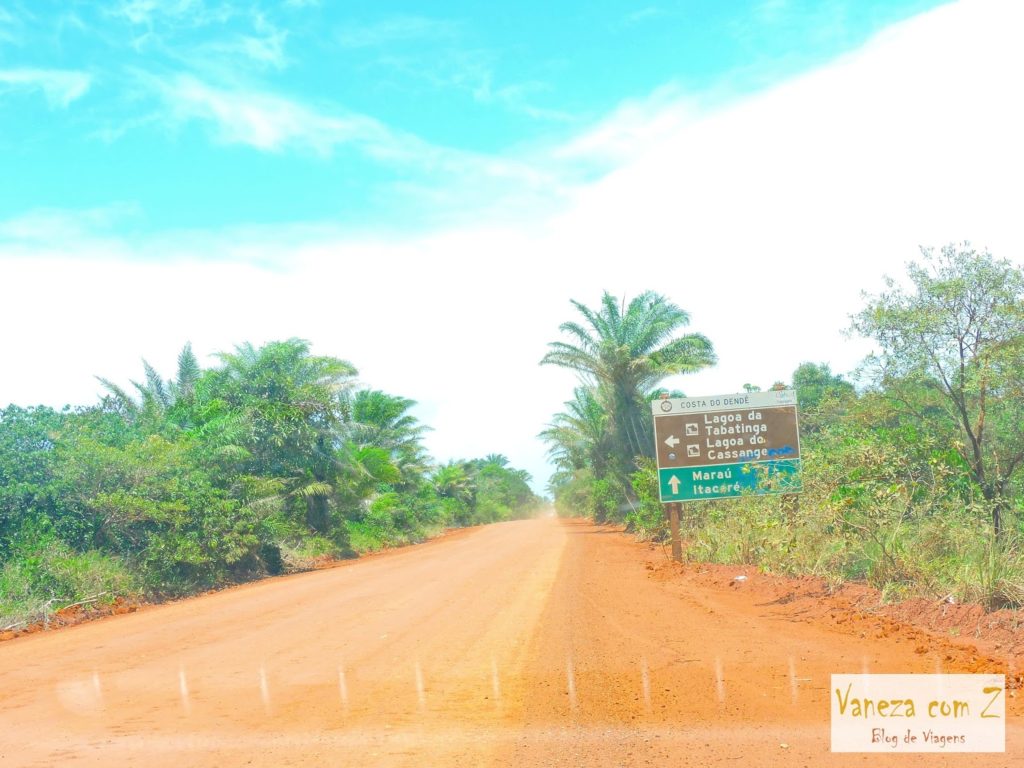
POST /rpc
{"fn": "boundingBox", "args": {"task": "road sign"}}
[652,390,801,502]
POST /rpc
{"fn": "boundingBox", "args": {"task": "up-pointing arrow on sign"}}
[667,475,681,494]
[664,435,680,448]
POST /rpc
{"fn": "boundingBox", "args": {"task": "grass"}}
[0,539,140,630]
[656,450,1024,612]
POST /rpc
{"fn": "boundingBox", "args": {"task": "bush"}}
[0,535,139,628]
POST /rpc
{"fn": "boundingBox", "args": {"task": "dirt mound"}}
[644,554,1024,688]
[0,596,143,642]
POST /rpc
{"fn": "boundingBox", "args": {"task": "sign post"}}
[668,502,682,563]
[652,389,802,561]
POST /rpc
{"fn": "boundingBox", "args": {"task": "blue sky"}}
[2,0,1021,490]
[2,0,944,233]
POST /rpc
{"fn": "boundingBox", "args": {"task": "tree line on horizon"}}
[540,243,1024,609]
[0,339,542,628]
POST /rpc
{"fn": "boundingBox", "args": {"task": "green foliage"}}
[792,362,855,411]
[0,406,66,560]
[851,243,1024,535]
[550,468,596,518]
[541,291,715,484]
[0,533,139,628]
[544,256,1024,612]
[662,371,1024,608]
[541,291,715,522]
[625,458,666,540]
[54,433,263,592]
[0,338,539,627]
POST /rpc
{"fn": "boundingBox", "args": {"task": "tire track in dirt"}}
[1,518,1020,767]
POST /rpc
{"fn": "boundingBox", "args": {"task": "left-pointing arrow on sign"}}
[668,475,681,494]
[664,435,680,448]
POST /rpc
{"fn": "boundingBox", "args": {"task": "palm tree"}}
[341,389,431,482]
[482,453,510,468]
[96,342,201,431]
[541,291,715,476]
[203,338,358,532]
[431,461,475,505]
[539,386,610,476]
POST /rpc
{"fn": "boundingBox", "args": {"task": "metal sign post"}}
[668,502,682,563]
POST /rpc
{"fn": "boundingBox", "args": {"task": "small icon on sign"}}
[668,452,677,461]
[687,444,700,458]
[685,423,699,436]
[660,401,673,412]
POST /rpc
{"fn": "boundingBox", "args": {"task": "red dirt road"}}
[1,518,1020,766]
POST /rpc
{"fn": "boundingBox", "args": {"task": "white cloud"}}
[154,73,389,153]
[146,73,564,217]
[0,68,91,107]
[0,7,21,46]
[114,0,208,26]
[2,0,1023,490]
[337,15,458,49]
[235,29,287,69]
[554,84,699,167]
[200,14,289,70]
[0,204,139,246]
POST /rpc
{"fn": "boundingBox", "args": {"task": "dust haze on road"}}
[1,517,1019,766]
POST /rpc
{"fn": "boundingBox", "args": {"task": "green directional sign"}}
[652,390,803,502]
[658,459,802,502]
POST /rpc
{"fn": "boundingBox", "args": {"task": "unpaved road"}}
[1,518,1020,766]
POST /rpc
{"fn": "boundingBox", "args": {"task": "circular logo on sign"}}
[660,401,672,412]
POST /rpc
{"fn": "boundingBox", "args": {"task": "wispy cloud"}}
[153,73,397,154]
[115,0,192,26]
[146,70,561,192]
[338,15,459,49]
[374,47,572,123]
[623,7,665,25]
[0,7,21,46]
[235,20,288,68]
[199,14,289,70]
[113,0,217,27]
[0,204,140,254]
[109,0,236,51]
[755,0,791,22]
[554,84,698,166]
[147,72,560,206]
[0,68,92,107]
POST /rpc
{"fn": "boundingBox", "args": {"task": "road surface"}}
[1,518,1020,766]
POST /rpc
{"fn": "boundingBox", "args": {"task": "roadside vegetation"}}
[0,339,542,630]
[542,243,1024,610]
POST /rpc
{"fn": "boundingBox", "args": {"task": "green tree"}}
[851,243,1024,536]
[541,291,715,481]
[792,362,855,411]
[342,389,430,486]
[540,386,612,481]
[96,343,201,434]
[431,461,475,504]
[196,339,358,534]
[0,406,66,560]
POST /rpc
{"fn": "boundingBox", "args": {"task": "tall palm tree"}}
[482,453,510,468]
[539,386,611,476]
[541,291,715,476]
[204,338,358,532]
[96,342,201,431]
[341,389,431,487]
[431,461,476,504]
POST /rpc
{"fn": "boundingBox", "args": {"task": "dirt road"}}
[1,518,1020,766]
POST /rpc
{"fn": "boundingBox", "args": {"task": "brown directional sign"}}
[654,405,800,468]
